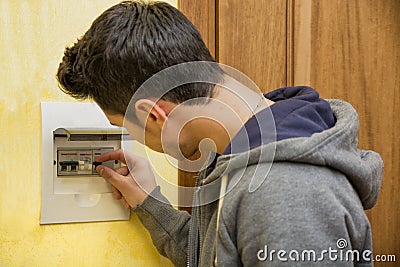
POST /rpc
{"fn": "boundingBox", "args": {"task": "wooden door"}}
[179,0,399,263]
[293,0,400,263]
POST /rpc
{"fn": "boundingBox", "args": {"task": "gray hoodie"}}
[133,99,383,266]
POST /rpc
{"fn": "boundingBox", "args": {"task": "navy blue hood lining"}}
[223,86,335,155]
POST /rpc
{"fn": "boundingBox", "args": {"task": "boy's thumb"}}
[96,165,122,188]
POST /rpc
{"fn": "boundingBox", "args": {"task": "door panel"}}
[294,1,400,262]
[218,0,288,92]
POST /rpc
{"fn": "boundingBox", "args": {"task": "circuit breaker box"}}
[41,102,131,224]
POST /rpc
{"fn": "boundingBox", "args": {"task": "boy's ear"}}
[135,99,167,126]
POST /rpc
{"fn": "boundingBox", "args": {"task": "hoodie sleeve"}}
[221,163,373,266]
[133,186,190,267]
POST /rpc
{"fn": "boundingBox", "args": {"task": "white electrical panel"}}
[41,102,131,224]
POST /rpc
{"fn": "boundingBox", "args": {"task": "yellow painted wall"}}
[0,0,178,266]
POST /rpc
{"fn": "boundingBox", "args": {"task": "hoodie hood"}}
[203,99,383,210]
[223,86,336,154]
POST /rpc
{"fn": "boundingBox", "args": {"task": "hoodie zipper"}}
[187,175,202,267]
[187,153,221,266]
[214,174,228,266]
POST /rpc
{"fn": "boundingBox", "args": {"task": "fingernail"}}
[98,167,104,175]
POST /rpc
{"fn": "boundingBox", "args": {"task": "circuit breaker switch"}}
[78,160,85,171]
[57,147,116,176]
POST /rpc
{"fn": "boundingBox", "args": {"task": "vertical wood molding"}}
[293,0,312,86]
[286,0,294,86]
[209,0,216,59]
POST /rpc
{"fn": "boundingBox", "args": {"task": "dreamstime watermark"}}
[257,238,396,263]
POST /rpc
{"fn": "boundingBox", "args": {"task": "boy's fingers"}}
[96,165,124,189]
[111,185,122,200]
[115,166,129,176]
[120,197,131,209]
[100,167,131,209]
[95,149,126,164]
[95,150,144,172]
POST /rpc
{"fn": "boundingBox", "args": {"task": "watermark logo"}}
[121,62,277,207]
[336,238,347,249]
[257,238,396,263]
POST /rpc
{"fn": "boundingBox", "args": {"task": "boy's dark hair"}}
[57,0,221,116]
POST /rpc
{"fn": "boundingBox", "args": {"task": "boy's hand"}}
[95,149,157,209]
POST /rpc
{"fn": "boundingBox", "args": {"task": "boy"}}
[57,1,383,266]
